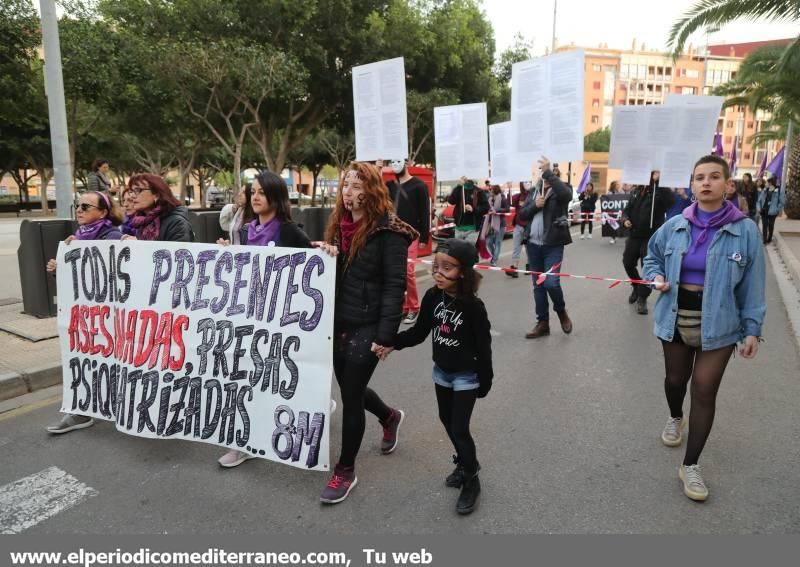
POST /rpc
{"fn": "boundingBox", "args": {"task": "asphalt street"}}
[1,232,798,534]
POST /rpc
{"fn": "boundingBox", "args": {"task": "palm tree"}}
[668,1,800,61]
[714,45,800,218]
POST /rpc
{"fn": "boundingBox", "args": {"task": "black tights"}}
[435,385,478,472]
[661,340,735,466]
[333,325,392,468]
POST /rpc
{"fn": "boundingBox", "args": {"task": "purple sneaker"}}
[320,465,357,504]
[380,409,405,454]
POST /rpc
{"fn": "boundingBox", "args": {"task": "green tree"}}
[584,127,611,152]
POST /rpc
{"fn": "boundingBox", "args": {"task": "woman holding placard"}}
[216,170,313,468]
[644,154,765,502]
[45,191,124,434]
[124,174,194,242]
[316,162,418,504]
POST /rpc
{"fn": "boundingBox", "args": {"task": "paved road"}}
[1,233,798,534]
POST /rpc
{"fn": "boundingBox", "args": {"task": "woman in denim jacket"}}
[643,155,766,502]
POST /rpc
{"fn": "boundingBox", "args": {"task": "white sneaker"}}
[610,238,615,244]
[661,416,686,447]
[46,414,94,435]
[580,234,585,240]
[587,234,593,239]
[218,450,255,468]
[679,464,709,501]
[402,312,419,325]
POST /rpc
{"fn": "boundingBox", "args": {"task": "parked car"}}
[205,186,227,209]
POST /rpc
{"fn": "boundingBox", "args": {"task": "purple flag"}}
[712,132,724,156]
[577,163,591,194]
[766,147,785,182]
[757,152,768,177]
[730,138,737,177]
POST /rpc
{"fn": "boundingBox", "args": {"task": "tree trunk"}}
[311,170,319,207]
[785,132,800,219]
[37,168,54,215]
[233,146,242,193]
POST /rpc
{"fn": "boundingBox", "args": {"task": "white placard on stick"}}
[352,57,408,162]
[434,103,489,182]
[57,241,336,471]
[511,49,584,165]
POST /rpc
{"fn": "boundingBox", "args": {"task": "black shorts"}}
[672,288,703,344]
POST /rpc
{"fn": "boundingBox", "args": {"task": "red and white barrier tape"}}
[568,211,623,218]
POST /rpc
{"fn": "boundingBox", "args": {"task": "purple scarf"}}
[247,217,281,246]
[75,219,114,240]
[682,200,747,253]
[131,206,163,241]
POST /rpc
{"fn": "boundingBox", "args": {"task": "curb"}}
[768,233,800,354]
[774,231,800,289]
[0,364,62,402]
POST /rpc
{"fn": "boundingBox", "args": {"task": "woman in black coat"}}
[316,162,418,504]
[125,174,194,242]
[578,182,598,239]
[215,170,313,468]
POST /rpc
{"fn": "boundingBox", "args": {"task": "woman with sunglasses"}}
[44,190,124,434]
[215,171,315,468]
[124,174,193,242]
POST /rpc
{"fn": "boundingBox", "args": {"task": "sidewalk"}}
[0,302,61,402]
[771,217,800,352]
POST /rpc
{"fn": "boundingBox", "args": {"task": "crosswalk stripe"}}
[0,466,97,534]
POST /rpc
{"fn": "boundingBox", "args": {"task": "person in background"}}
[447,178,489,245]
[757,176,784,244]
[484,184,509,267]
[518,157,574,339]
[126,174,194,242]
[45,191,124,434]
[666,187,693,220]
[725,179,748,213]
[605,181,622,244]
[578,182,598,239]
[507,181,531,278]
[218,184,255,245]
[386,159,431,325]
[741,173,758,222]
[87,159,112,194]
[120,186,137,236]
[753,177,766,228]
[621,171,675,315]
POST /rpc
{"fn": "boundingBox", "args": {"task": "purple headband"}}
[93,191,112,210]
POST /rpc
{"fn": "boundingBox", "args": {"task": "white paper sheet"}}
[352,57,408,162]
[511,50,584,164]
[434,103,489,182]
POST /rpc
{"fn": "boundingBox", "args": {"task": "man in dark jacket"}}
[620,170,674,314]
[517,158,573,339]
[387,159,431,325]
[447,179,490,245]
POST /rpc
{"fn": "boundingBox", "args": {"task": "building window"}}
[744,152,751,160]
[592,64,602,72]
[592,98,600,108]
[686,69,699,79]
[619,99,627,105]
[593,81,601,89]
[681,86,695,95]
[747,122,754,129]
[620,64,629,77]
[726,120,733,128]
[725,136,732,144]
[604,64,617,72]
[591,115,600,124]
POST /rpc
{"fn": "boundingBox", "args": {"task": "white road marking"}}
[0,466,97,534]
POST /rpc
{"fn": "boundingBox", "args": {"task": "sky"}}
[483,0,799,55]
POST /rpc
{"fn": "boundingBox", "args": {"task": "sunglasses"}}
[77,203,101,212]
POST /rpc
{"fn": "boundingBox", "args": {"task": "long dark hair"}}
[241,183,255,224]
[254,171,292,223]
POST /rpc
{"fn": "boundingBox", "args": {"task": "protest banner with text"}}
[56,241,335,471]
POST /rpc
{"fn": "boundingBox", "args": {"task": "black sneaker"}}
[320,464,358,504]
[380,409,404,454]
[636,297,648,315]
[628,288,638,304]
[456,472,481,515]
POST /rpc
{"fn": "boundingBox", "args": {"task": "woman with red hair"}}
[125,174,193,242]
[317,162,418,504]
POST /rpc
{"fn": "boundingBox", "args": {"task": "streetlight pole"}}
[39,0,73,218]
[552,0,558,52]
